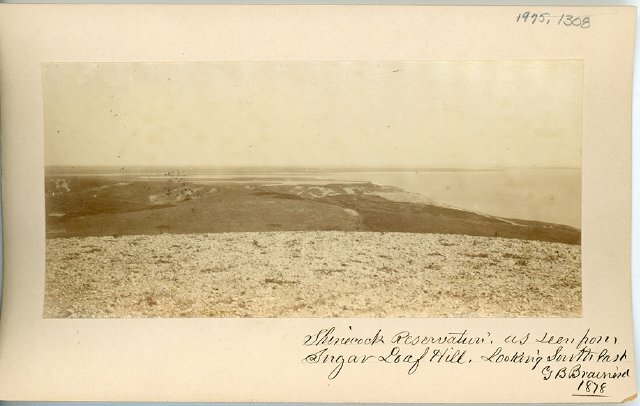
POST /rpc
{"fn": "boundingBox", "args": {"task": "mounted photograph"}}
[43,60,582,318]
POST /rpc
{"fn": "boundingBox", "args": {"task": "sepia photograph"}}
[43,60,582,318]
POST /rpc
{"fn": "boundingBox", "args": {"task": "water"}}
[327,169,581,229]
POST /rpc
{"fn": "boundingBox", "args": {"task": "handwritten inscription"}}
[302,327,632,397]
[516,11,591,28]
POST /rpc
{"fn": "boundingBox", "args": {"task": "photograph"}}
[43,60,582,318]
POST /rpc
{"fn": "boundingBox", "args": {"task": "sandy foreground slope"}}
[44,231,581,318]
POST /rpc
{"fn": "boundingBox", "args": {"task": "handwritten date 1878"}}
[516,12,591,28]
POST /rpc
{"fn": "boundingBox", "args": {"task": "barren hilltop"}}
[45,231,580,318]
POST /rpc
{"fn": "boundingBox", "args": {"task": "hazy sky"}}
[43,61,582,168]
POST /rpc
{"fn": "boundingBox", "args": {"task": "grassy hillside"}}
[45,176,580,244]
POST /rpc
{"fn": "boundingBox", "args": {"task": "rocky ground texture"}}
[44,231,581,318]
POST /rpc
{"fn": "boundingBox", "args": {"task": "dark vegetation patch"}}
[319,194,580,245]
[316,268,345,275]
[503,252,528,260]
[252,191,303,200]
[424,262,443,271]
[466,253,490,258]
[264,278,299,285]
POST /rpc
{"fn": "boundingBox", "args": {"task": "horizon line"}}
[45,164,581,172]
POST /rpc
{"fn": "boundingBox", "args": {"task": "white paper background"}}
[0,1,637,405]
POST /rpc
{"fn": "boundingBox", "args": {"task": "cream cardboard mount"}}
[0,4,637,403]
